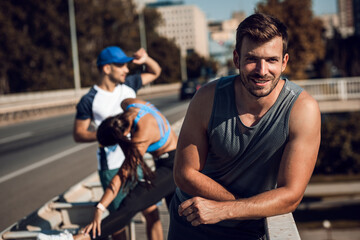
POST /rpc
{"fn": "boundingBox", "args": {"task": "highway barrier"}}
[0,83,181,126]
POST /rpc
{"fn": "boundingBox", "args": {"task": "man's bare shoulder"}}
[183,79,218,130]
[190,80,218,108]
[293,90,320,115]
[289,90,321,135]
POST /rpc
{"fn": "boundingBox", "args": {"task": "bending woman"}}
[78,98,178,240]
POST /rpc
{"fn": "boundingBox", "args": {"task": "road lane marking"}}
[0,132,33,144]
[0,143,97,184]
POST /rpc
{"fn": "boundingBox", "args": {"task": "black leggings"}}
[96,150,176,239]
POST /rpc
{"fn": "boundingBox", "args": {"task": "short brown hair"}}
[235,13,288,57]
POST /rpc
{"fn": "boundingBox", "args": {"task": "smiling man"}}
[168,13,321,240]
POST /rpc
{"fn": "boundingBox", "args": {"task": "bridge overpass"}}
[294,77,360,113]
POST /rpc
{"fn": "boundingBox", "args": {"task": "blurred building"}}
[317,14,340,39]
[134,0,156,9]
[208,11,245,65]
[337,0,355,37]
[208,11,245,45]
[147,1,209,57]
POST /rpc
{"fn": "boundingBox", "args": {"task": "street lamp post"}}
[180,49,188,82]
[68,0,81,97]
[138,10,147,51]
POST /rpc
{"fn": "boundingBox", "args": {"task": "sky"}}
[182,0,338,21]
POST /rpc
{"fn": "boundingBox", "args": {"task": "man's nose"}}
[256,59,268,76]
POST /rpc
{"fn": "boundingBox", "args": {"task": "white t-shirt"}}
[75,75,142,170]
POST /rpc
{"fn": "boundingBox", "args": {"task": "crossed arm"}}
[174,87,321,226]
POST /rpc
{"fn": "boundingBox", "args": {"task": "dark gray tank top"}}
[204,76,303,198]
[174,76,303,234]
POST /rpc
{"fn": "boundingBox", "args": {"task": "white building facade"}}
[150,3,209,57]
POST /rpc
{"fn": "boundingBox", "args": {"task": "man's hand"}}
[178,197,226,226]
[132,48,148,65]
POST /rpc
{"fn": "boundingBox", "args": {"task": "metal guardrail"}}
[294,77,360,101]
[1,77,359,105]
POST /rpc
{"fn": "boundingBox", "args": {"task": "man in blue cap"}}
[73,46,161,212]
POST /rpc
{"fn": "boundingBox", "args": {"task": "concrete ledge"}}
[265,213,301,240]
[0,83,181,126]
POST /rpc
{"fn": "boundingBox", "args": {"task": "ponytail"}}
[97,112,154,189]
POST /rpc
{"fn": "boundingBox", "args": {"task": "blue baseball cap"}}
[96,46,134,66]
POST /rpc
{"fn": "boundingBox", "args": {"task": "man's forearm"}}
[179,185,302,226]
[175,168,236,201]
[145,57,161,74]
[73,131,97,142]
[220,186,301,220]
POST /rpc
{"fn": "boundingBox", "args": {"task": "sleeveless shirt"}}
[176,75,303,230]
[126,102,171,153]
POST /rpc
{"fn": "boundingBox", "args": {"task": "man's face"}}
[233,36,288,98]
[107,63,130,84]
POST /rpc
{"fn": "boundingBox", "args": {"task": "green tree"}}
[327,34,360,77]
[75,0,182,86]
[186,52,218,82]
[0,0,182,94]
[257,0,325,80]
[186,52,206,79]
[141,8,181,84]
[0,0,73,93]
[316,113,360,175]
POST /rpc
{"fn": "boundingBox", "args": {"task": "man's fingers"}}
[186,212,198,222]
[191,219,201,226]
[178,199,194,216]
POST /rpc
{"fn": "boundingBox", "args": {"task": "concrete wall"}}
[0,83,181,126]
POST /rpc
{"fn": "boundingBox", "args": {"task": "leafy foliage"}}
[256,0,325,80]
[0,0,182,94]
[186,52,218,82]
[316,113,360,175]
[142,8,181,84]
[327,34,360,77]
[0,0,72,93]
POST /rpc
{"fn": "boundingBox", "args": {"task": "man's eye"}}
[246,57,257,62]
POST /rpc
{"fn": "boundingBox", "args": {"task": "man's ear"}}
[281,53,289,73]
[233,50,240,68]
[103,64,111,74]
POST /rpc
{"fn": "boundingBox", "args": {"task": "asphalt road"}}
[0,93,190,231]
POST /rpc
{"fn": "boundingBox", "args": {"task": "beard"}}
[240,72,281,98]
[109,74,125,85]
